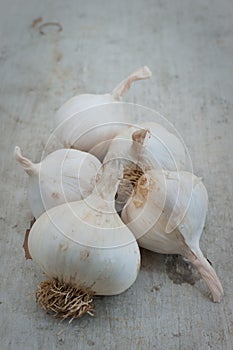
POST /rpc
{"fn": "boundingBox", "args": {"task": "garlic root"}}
[112,66,152,100]
[115,163,144,213]
[36,279,94,321]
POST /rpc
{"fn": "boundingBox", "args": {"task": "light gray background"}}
[0,0,232,349]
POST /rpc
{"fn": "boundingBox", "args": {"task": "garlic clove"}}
[15,146,101,218]
[53,66,152,160]
[122,170,223,302]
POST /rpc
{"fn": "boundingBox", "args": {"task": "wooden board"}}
[0,0,232,349]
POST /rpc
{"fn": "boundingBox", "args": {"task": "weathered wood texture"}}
[0,0,232,349]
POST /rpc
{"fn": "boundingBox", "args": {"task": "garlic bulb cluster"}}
[54,66,152,160]
[15,146,101,218]
[16,65,223,321]
[122,170,223,302]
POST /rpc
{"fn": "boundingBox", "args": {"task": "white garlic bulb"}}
[15,146,101,218]
[28,161,140,318]
[104,122,187,171]
[54,66,152,160]
[105,123,188,213]
[122,170,223,302]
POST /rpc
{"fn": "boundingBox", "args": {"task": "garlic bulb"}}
[122,170,223,302]
[104,122,187,171]
[105,122,187,212]
[15,146,101,218]
[54,66,152,160]
[28,161,140,319]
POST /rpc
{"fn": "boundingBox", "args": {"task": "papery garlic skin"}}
[122,170,223,302]
[104,122,187,213]
[28,200,140,295]
[15,146,101,218]
[28,162,141,296]
[54,66,152,160]
[104,122,187,171]
[140,122,186,170]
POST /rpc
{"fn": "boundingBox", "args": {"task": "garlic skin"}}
[54,66,152,160]
[15,146,101,218]
[28,162,141,296]
[122,170,223,302]
[104,122,187,171]
[140,122,187,170]
[104,123,187,213]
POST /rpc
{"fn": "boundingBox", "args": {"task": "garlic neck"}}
[128,128,150,167]
[95,160,123,203]
[111,66,152,100]
[14,146,39,176]
[132,128,149,146]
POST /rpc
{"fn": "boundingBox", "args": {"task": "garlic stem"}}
[132,128,150,146]
[95,160,123,202]
[104,128,150,212]
[185,248,223,302]
[112,66,152,100]
[104,128,150,167]
[14,146,39,176]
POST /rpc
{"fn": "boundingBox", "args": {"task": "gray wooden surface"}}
[1,0,233,349]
